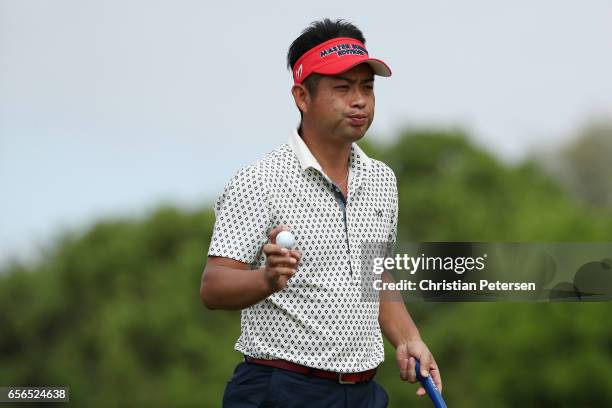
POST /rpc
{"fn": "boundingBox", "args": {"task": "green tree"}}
[542,120,612,207]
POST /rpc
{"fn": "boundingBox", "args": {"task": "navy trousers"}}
[222,361,389,408]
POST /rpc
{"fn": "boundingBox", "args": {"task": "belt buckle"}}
[338,373,356,385]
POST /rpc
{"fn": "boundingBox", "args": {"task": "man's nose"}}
[350,89,367,109]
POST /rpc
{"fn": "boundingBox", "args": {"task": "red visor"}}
[293,37,392,84]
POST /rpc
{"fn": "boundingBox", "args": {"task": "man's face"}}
[305,63,375,143]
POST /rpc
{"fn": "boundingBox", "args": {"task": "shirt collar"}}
[288,128,372,174]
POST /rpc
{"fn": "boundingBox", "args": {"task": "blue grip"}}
[415,359,447,408]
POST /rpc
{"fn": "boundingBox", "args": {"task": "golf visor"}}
[292,37,392,84]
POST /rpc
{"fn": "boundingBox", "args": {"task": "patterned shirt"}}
[207,128,398,372]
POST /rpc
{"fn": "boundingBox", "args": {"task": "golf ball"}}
[276,230,295,249]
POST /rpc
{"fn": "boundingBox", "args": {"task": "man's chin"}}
[346,125,369,141]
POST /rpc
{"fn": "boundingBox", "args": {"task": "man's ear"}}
[291,84,310,114]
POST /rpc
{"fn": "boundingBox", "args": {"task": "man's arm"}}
[200,227,300,310]
[378,270,443,395]
[200,257,272,310]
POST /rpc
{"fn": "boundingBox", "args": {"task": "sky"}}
[1,0,612,266]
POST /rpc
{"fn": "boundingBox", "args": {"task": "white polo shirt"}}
[207,128,398,372]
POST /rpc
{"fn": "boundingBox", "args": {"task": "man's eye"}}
[335,85,349,90]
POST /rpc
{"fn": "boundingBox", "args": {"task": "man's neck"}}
[298,123,351,181]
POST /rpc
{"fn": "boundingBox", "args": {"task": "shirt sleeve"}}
[207,165,271,264]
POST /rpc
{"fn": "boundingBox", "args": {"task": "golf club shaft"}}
[415,359,447,408]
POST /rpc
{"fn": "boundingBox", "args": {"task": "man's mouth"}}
[347,114,367,126]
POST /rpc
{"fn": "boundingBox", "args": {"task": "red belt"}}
[244,355,377,384]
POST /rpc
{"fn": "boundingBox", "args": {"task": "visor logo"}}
[320,43,367,58]
[296,64,303,79]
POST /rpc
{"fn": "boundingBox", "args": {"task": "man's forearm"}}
[378,271,421,348]
[200,265,273,310]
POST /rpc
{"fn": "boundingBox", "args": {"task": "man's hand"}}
[261,226,301,292]
[396,338,443,396]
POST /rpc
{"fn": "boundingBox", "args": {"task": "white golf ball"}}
[276,231,295,249]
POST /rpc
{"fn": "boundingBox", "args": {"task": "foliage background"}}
[2,126,612,407]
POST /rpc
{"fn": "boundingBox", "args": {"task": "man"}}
[201,18,442,407]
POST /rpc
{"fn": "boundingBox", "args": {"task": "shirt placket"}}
[346,167,363,284]
[328,167,363,285]
[329,183,352,278]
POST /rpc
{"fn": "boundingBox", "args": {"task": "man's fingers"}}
[262,235,300,292]
[267,254,297,267]
[268,225,290,243]
[416,386,426,396]
[289,249,301,262]
[406,357,417,382]
[431,364,443,392]
[419,353,432,378]
[277,275,290,288]
[273,267,296,277]
[273,268,296,289]
[263,243,290,256]
[398,356,408,380]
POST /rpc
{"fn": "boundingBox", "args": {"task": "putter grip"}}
[415,359,448,408]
